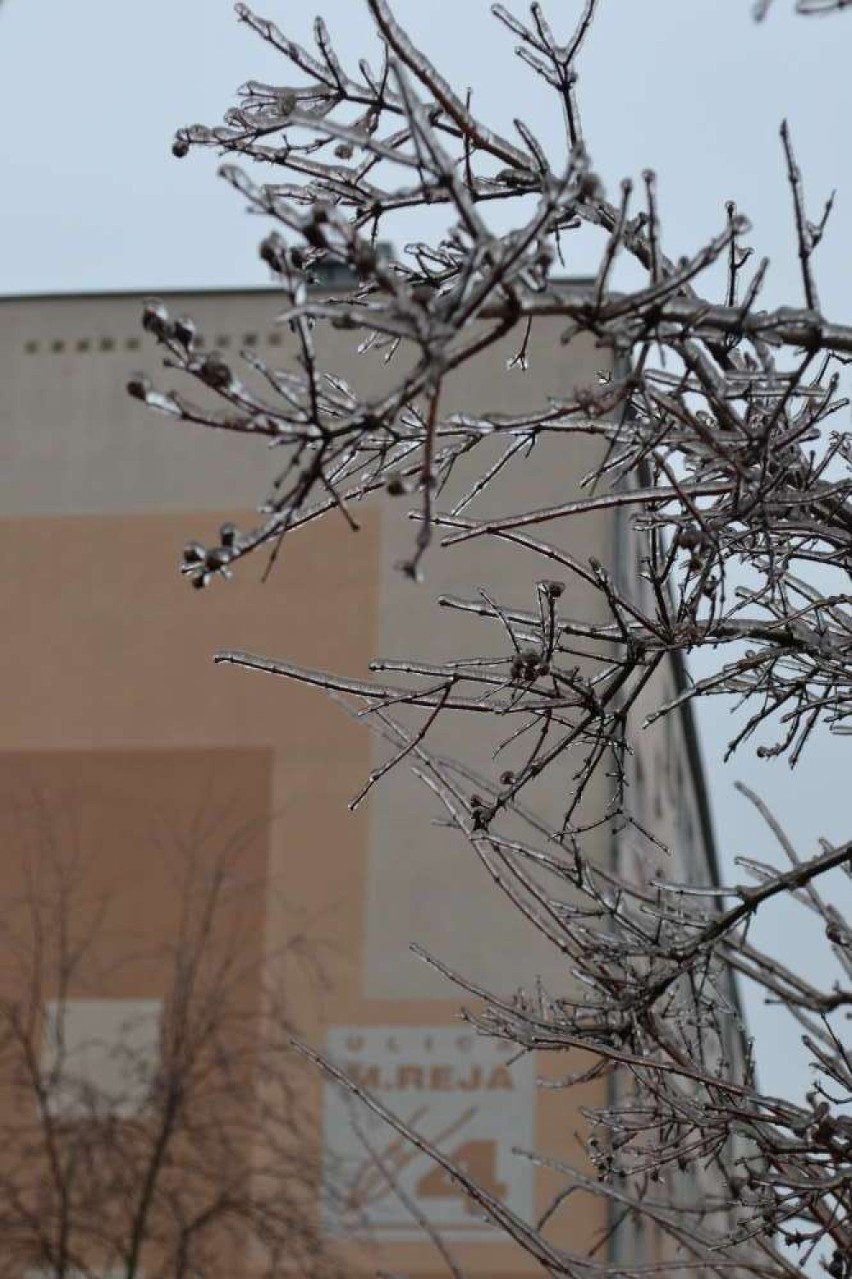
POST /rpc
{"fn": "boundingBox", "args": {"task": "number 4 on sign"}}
[416,1141,507,1211]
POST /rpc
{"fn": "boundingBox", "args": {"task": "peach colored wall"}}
[0,747,273,1279]
[1,291,613,1274]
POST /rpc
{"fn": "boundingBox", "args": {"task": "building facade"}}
[0,286,732,1276]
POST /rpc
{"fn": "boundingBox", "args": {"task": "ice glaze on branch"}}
[136,2,852,1273]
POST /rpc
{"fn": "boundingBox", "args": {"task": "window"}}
[40,998,162,1120]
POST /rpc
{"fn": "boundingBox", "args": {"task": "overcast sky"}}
[1,0,850,1102]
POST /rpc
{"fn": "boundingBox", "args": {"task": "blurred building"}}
[0,284,732,1277]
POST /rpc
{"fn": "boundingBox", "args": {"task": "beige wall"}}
[1,290,291,516]
[0,288,627,1273]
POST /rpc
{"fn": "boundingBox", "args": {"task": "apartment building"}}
[0,284,731,1277]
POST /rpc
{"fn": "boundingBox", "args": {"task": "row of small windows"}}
[22,330,284,356]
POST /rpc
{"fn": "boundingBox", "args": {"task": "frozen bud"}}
[200,353,231,390]
[303,227,324,250]
[205,546,232,571]
[499,770,515,786]
[219,522,238,548]
[354,242,377,275]
[191,574,208,591]
[182,541,206,565]
[679,526,702,550]
[469,795,490,830]
[173,316,196,349]
[278,91,296,117]
[334,141,354,160]
[495,167,538,189]
[576,170,605,201]
[259,234,285,270]
[126,373,152,401]
[541,579,565,599]
[142,299,171,339]
[534,242,555,274]
[411,282,436,306]
[171,133,190,158]
[385,472,407,496]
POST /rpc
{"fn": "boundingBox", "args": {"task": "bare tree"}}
[134,1,852,1275]
[0,791,335,1279]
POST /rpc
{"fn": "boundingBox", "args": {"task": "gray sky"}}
[1,0,850,1101]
